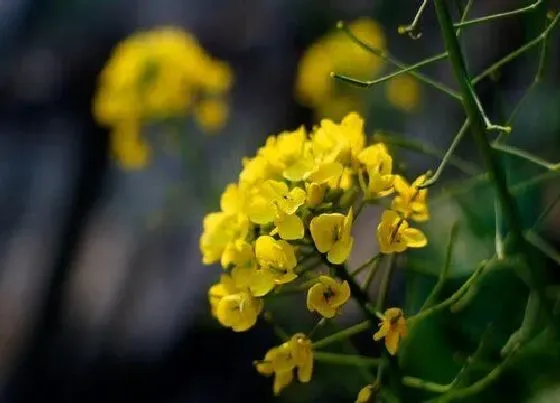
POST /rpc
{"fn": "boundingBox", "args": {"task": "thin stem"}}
[495,197,505,259]
[453,0,543,28]
[313,352,381,367]
[525,230,560,266]
[421,222,459,310]
[307,318,326,339]
[473,12,560,85]
[402,376,451,393]
[421,119,470,188]
[312,320,370,349]
[376,254,395,311]
[455,0,474,36]
[338,21,462,101]
[412,259,488,323]
[263,311,290,341]
[351,253,381,277]
[372,132,479,176]
[491,142,560,171]
[363,258,381,291]
[398,0,429,39]
[332,52,448,88]
[533,191,560,229]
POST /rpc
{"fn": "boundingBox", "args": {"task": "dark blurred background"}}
[0,0,559,402]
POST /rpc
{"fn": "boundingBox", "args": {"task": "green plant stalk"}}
[314,352,381,367]
[434,0,523,253]
[312,320,370,349]
[376,254,395,311]
[421,222,459,310]
[453,0,543,28]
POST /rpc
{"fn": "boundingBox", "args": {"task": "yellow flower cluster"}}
[93,26,233,169]
[295,18,420,120]
[200,111,428,394]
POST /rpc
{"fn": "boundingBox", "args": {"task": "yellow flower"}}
[255,236,298,285]
[221,239,255,269]
[310,208,354,264]
[306,275,351,318]
[199,211,249,265]
[256,333,313,395]
[259,127,315,182]
[377,210,427,254]
[208,274,238,317]
[391,175,429,222]
[355,385,373,403]
[226,240,276,296]
[248,180,306,224]
[200,183,250,265]
[273,210,305,240]
[216,291,263,332]
[373,307,407,355]
[358,143,395,198]
[386,74,420,112]
[312,112,365,167]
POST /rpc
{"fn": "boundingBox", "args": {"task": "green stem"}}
[455,0,474,36]
[402,377,451,393]
[312,320,370,349]
[338,22,462,101]
[533,191,560,229]
[398,0,429,39]
[434,0,523,244]
[351,253,381,277]
[376,254,395,311]
[332,52,448,88]
[421,119,470,188]
[412,259,488,323]
[525,230,560,266]
[473,12,560,85]
[363,258,381,291]
[372,132,479,176]
[313,352,381,367]
[491,142,560,171]
[453,0,543,28]
[421,222,459,310]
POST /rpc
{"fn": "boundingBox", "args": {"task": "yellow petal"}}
[307,161,343,184]
[248,198,276,224]
[331,280,351,308]
[275,212,304,240]
[249,268,276,297]
[373,321,390,341]
[356,385,373,403]
[310,213,344,253]
[327,237,353,264]
[385,330,400,355]
[273,370,294,395]
[402,227,428,248]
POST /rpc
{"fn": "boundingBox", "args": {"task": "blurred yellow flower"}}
[358,143,395,199]
[377,210,427,254]
[306,275,351,318]
[373,307,407,355]
[385,74,420,112]
[93,26,233,168]
[355,384,374,403]
[295,18,386,120]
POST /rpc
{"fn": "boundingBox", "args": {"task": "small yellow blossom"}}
[193,97,229,132]
[248,180,306,224]
[358,143,395,198]
[216,291,263,332]
[377,210,427,254]
[255,236,298,285]
[209,274,263,332]
[199,211,249,265]
[110,120,150,169]
[373,307,407,355]
[391,175,429,222]
[306,275,351,318]
[386,74,420,112]
[310,208,354,264]
[256,333,313,395]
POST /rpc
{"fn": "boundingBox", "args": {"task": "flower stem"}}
[314,352,381,367]
[491,142,560,171]
[312,320,370,349]
[421,222,459,310]
[453,0,543,28]
[376,254,395,311]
